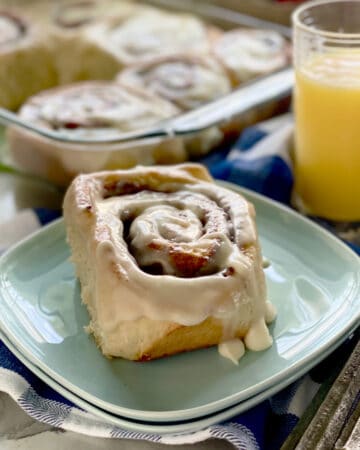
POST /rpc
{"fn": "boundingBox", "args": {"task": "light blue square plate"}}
[0,184,359,423]
[0,328,347,434]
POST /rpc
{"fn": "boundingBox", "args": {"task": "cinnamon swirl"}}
[117,54,231,111]
[0,10,56,110]
[8,82,186,186]
[212,29,290,86]
[63,163,275,361]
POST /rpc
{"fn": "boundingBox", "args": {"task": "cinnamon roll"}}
[212,29,290,86]
[0,10,56,110]
[118,55,231,157]
[46,0,139,84]
[8,82,186,186]
[117,54,231,111]
[63,163,275,361]
[84,8,221,69]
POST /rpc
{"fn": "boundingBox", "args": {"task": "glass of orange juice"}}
[292,0,360,227]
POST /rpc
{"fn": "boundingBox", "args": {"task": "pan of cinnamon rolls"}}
[1,0,291,186]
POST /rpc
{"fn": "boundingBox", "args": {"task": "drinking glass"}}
[292,0,360,232]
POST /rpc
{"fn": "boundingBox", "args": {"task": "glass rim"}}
[292,0,360,40]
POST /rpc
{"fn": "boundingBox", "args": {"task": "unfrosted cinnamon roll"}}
[8,82,186,186]
[212,29,290,86]
[0,10,56,110]
[63,163,275,361]
[84,8,221,69]
[117,54,231,111]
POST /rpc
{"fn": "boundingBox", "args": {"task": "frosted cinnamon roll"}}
[117,54,231,111]
[45,1,139,84]
[85,8,221,69]
[0,11,56,110]
[212,29,290,86]
[8,82,186,186]
[118,55,231,157]
[63,163,275,361]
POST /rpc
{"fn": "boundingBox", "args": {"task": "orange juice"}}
[294,52,360,221]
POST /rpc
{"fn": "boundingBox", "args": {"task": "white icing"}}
[218,339,245,365]
[244,318,273,351]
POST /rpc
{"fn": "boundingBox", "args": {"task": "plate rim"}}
[0,185,359,422]
[0,328,353,434]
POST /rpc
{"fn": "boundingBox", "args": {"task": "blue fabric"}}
[0,118,359,449]
[209,155,293,204]
[34,207,61,225]
[202,120,359,253]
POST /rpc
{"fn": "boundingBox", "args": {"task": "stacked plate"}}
[0,184,359,434]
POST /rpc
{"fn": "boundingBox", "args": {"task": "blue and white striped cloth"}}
[0,115,358,450]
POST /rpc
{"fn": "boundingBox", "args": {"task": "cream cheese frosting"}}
[218,339,246,365]
[93,183,263,327]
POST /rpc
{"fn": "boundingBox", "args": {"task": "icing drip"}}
[218,339,245,365]
[244,318,273,351]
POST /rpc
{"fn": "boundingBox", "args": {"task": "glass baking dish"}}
[0,0,293,185]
